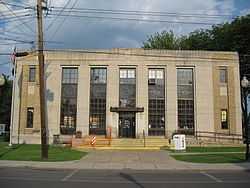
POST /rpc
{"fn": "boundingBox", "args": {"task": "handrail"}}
[143,129,146,147]
[174,129,243,142]
[196,131,242,137]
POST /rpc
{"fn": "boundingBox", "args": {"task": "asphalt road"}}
[0,167,250,188]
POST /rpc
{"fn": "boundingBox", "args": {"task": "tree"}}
[142,14,250,76]
[143,30,182,50]
[0,74,12,132]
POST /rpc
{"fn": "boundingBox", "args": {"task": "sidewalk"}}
[0,150,250,170]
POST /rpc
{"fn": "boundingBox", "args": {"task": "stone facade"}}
[10,49,242,144]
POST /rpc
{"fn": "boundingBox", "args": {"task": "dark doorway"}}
[119,112,136,138]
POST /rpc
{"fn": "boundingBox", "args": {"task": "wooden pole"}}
[37,0,48,159]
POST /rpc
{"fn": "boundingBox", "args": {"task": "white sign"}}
[173,134,186,150]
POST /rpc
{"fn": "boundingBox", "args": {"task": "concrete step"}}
[76,146,161,150]
[111,138,169,148]
[73,137,170,150]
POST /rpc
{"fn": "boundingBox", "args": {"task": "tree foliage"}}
[0,74,12,131]
[142,14,250,77]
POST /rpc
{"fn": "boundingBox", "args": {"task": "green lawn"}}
[169,146,245,153]
[171,153,245,163]
[0,142,87,161]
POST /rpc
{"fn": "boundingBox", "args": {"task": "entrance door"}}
[119,112,136,138]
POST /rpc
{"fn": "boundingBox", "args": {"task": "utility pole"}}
[37,0,48,159]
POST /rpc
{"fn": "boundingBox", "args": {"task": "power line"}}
[48,0,79,40]
[0,53,12,55]
[0,32,34,44]
[0,36,34,43]
[0,16,34,24]
[0,62,10,66]
[0,0,35,33]
[0,9,31,17]
[0,42,31,45]
[47,13,217,25]
[0,1,33,9]
[1,17,34,33]
[0,30,36,37]
[51,8,235,20]
[51,6,235,17]
[45,0,72,32]
[0,14,33,21]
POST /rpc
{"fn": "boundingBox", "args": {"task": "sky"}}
[0,0,250,75]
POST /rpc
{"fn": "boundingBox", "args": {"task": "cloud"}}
[0,0,243,74]
[240,8,250,16]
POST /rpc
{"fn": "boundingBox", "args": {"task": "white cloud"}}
[240,8,250,16]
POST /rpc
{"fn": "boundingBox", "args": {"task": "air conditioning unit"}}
[148,78,156,85]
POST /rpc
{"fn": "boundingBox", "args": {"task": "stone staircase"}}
[73,137,170,150]
[110,138,169,149]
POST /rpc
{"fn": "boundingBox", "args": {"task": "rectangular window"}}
[148,69,165,136]
[219,67,227,83]
[29,67,36,82]
[119,68,136,108]
[221,109,228,129]
[89,68,107,135]
[60,68,78,135]
[177,68,194,135]
[26,107,34,128]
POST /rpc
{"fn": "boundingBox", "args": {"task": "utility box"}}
[0,124,6,136]
[173,134,186,151]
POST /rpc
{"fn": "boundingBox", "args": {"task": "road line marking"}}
[61,169,78,182]
[200,171,223,183]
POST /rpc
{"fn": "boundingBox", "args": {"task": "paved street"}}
[0,167,250,188]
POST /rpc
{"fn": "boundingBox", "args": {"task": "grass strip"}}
[171,153,245,163]
[0,143,87,161]
[168,146,245,153]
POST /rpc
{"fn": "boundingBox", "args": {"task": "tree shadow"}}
[119,172,144,188]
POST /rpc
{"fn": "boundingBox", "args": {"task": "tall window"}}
[29,67,36,82]
[60,68,78,135]
[177,68,194,134]
[219,67,227,83]
[26,107,34,128]
[89,68,107,135]
[221,109,228,129]
[119,69,136,108]
[148,69,165,136]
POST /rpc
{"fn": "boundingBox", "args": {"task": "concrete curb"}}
[0,160,250,171]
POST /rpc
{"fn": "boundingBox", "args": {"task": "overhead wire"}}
[45,0,72,32]
[0,1,33,9]
[48,0,79,41]
[47,13,217,25]
[51,6,235,18]
[50,8,234,20]
[0,0,35,33]
[0,31,35,44]
[0,61,10,66]
[0,36,34,43]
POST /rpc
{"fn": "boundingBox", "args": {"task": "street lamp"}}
[241,76,250,161]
